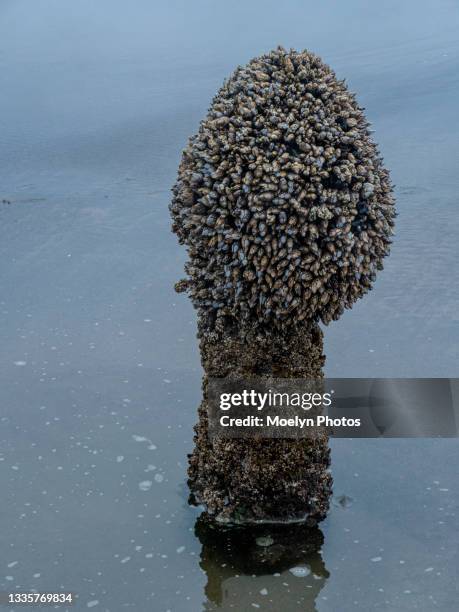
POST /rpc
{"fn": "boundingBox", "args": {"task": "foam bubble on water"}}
[87,601,99,608]
[116,456,124,463]
[7,562,18,568]
[132,435,148,443]
[176,546,185,554]
[14,361,27,366]
[289,566,311,578]
[255,536,273,547]
[139,480,152,491]
[371,556,382,562]
[154,473,164,483]
[132,434,156,450]
[260,588,268,595]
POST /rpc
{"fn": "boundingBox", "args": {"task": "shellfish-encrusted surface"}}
[188,323,332,525]
[170,47,395,331]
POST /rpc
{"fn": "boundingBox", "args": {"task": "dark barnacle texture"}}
[188,323,332,525]
[170,47,395,332]
[171,47,395,525]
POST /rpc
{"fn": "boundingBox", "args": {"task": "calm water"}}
[1,1,458,610]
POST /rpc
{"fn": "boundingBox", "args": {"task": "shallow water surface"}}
[0,1,458,610]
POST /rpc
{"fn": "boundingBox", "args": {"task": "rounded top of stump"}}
[170,47,395,331]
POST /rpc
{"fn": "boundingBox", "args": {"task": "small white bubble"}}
[139,480,152,492]
[132,435,148,443]
[289,566,310,577]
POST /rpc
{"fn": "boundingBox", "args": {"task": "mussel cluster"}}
[170,47,395,331]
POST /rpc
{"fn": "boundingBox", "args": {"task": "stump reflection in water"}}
[195,515,329,611]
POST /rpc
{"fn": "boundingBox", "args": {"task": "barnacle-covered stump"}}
[189,321,332,525]
[170,47,395,524]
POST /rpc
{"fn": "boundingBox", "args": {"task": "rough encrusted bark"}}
[188,321,332,525]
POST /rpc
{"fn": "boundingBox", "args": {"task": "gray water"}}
[0,1,458,610]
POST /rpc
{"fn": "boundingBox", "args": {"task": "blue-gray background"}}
[0,1,458,610]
